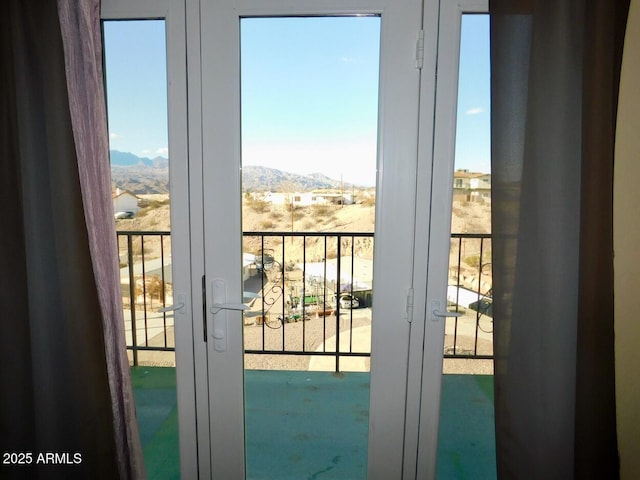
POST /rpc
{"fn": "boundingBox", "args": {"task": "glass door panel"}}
[240,16,379,479]
[425,5,496,479]
[443,14,493,374]
[200,0,425,477]
[103,19,180,479]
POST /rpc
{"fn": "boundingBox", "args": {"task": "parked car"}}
[338,293,359,309]
[114,210,135,219]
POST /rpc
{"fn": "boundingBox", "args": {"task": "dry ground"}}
[118,194,490,237]
[117,194,490,266]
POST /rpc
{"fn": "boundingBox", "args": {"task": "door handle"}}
[157,294,187,314]
[210,302,249,314]
[431,300,463,321]
[210,278,248,352]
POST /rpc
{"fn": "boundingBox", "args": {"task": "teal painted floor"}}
[131,367,495,479]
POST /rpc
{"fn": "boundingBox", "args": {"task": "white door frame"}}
[101,1,201,478]
[407,1,489,479]
[197,0,428,478]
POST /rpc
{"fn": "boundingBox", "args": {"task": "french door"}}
[102,0,480,478]
[193,0,427,478]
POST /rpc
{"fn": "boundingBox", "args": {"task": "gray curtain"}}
[0,0,145,478]
[490,1,629,479]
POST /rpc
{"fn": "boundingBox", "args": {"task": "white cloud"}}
[156,147,169,157]
[339,56,355,64]
[465,107,484,115]
[109,132,122,140]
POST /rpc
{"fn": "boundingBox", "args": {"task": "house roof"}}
[453,170,490,179]
[112,189,140,199]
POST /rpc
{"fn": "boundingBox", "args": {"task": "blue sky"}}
[103,20,169,158]
[241,17,380,185]
[103,14,489,185]
[455,15,491,174]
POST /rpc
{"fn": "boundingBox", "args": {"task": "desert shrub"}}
[149,198,170,208]
[260,219,276,229]
[246,196,270,213]
[311,204,331,217]
[464,254,481,269]
[129,239,149,257]
[360,195,376,207]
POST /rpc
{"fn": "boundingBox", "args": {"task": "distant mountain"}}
[110,150,168,169]
[109,151,351,194]
[110,150,168,194]
[242,165,350,192]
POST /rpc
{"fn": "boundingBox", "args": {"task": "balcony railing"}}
[117,231,493,369]
[117,231,174,367]
[446,233,493,360]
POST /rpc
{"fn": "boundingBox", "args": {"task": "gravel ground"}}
[243,310,372,371]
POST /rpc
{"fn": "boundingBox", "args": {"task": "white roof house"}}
[298,256,373,291]
[112,188,141,213]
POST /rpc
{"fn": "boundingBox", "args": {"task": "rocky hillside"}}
[242,166,353,192]
[110,151,169,194]
[109,151,356,195]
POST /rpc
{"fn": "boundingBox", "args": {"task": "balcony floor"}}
[132,367,496,479]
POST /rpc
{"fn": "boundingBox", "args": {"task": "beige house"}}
[453,170,491,203]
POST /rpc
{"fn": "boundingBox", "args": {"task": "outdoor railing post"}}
[126,233,139,366]
[335,235,341,373]
[454,236,463,355]
[474,237,484,356]
[141,235,149,347]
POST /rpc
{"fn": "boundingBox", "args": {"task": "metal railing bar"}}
[126,346,175,353]
[450,232,491,239]
[301,235,306,352]
[349,238,355,353]
[335,238,341,372]
[453,236,463,355]
[126,234,138,366]
[160,235,168,348]
[243,231,373,238]
[474,238,484,356]
[140,235,149,347]
[244,350,370,357]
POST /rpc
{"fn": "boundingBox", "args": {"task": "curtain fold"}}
[0,0,144,478]
[57,1,146,478]
[490,1,629,478]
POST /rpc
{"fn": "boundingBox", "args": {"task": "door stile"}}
[411,1,489,479]
[165,0,204,478]
[401,0,442,477]
[184,0,216,477]
[365,2,426,479]
[200,0,247,477]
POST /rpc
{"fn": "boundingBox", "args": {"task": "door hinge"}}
[405,287,415,323]
[415,29,425,70]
